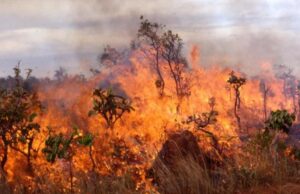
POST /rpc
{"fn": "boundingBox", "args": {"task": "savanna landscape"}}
[1,1,300,194]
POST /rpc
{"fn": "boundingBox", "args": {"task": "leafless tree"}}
[259,80,273,121]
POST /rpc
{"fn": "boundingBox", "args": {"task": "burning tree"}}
[138,16,190,100]
[89,88,134,130]
[274,65,297,114]
[161,30,190,100]
[138,16,165,96]
[259,80,273,121]
[227,71,246,132]
[0,66,41,172]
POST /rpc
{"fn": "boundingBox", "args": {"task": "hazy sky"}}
[1,0,300,77]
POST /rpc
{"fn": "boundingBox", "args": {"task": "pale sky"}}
[0,0,300,77]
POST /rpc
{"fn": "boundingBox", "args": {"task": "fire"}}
[1,44,298,193]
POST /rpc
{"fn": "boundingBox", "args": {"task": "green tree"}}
[265,110,295,163]
[227,71,246,132]
[89,88,134,130]
[265,110,295,134]
[42,127,94,193]
[0,66,41,171]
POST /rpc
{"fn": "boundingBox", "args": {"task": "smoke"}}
[0,0,300,77]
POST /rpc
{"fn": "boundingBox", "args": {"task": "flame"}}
[3,45,297,191]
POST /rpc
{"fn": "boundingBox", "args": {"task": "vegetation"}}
[259,80,273,121]
[265,110,295,134]
[0,19,300,194]
[88,88,134,129]
[42,127,94,193]
[227,71,247,132]
[138,16,165,96]
[138,16,190,100]
[0,66,41,172]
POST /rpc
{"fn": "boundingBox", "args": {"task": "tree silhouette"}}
[274,65,297,113]
[138,16,165,96]
[227,71,246,132]
[99,45,122,67]
[259,80,273,122]
[161,30,190,100]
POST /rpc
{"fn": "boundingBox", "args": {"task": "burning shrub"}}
[89,88,134,129]
[185,97,222,155]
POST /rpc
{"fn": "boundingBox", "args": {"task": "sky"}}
[0,0,300,77]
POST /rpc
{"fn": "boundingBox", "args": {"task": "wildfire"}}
[1,19,299,194]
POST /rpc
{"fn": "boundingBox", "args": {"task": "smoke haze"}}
[0,0,299,77]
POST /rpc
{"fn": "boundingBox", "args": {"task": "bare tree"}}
[274,65,297,113]
[259,80,273,121]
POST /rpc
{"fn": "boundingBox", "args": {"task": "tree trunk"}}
[155,50,165,96]
[234,90,242,132]
[27,139,33,172]
[89,146,96,171]
[69,157,74,194]
[1,144,8,171]
[263,94,267,121]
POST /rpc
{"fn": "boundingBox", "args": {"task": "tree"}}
[297,81,300,121]
[88,88,134,130]
[259,80,273,121]
[138,16,165,96]
[54,67,68,82]
[227,71,246,132]
[42,127,94,193]
[265,110,295,134]
[0,66,41,172]
[265,110,295,162]
[98,45,122,67]
[161,30,190,100]
[274,65,297,113]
